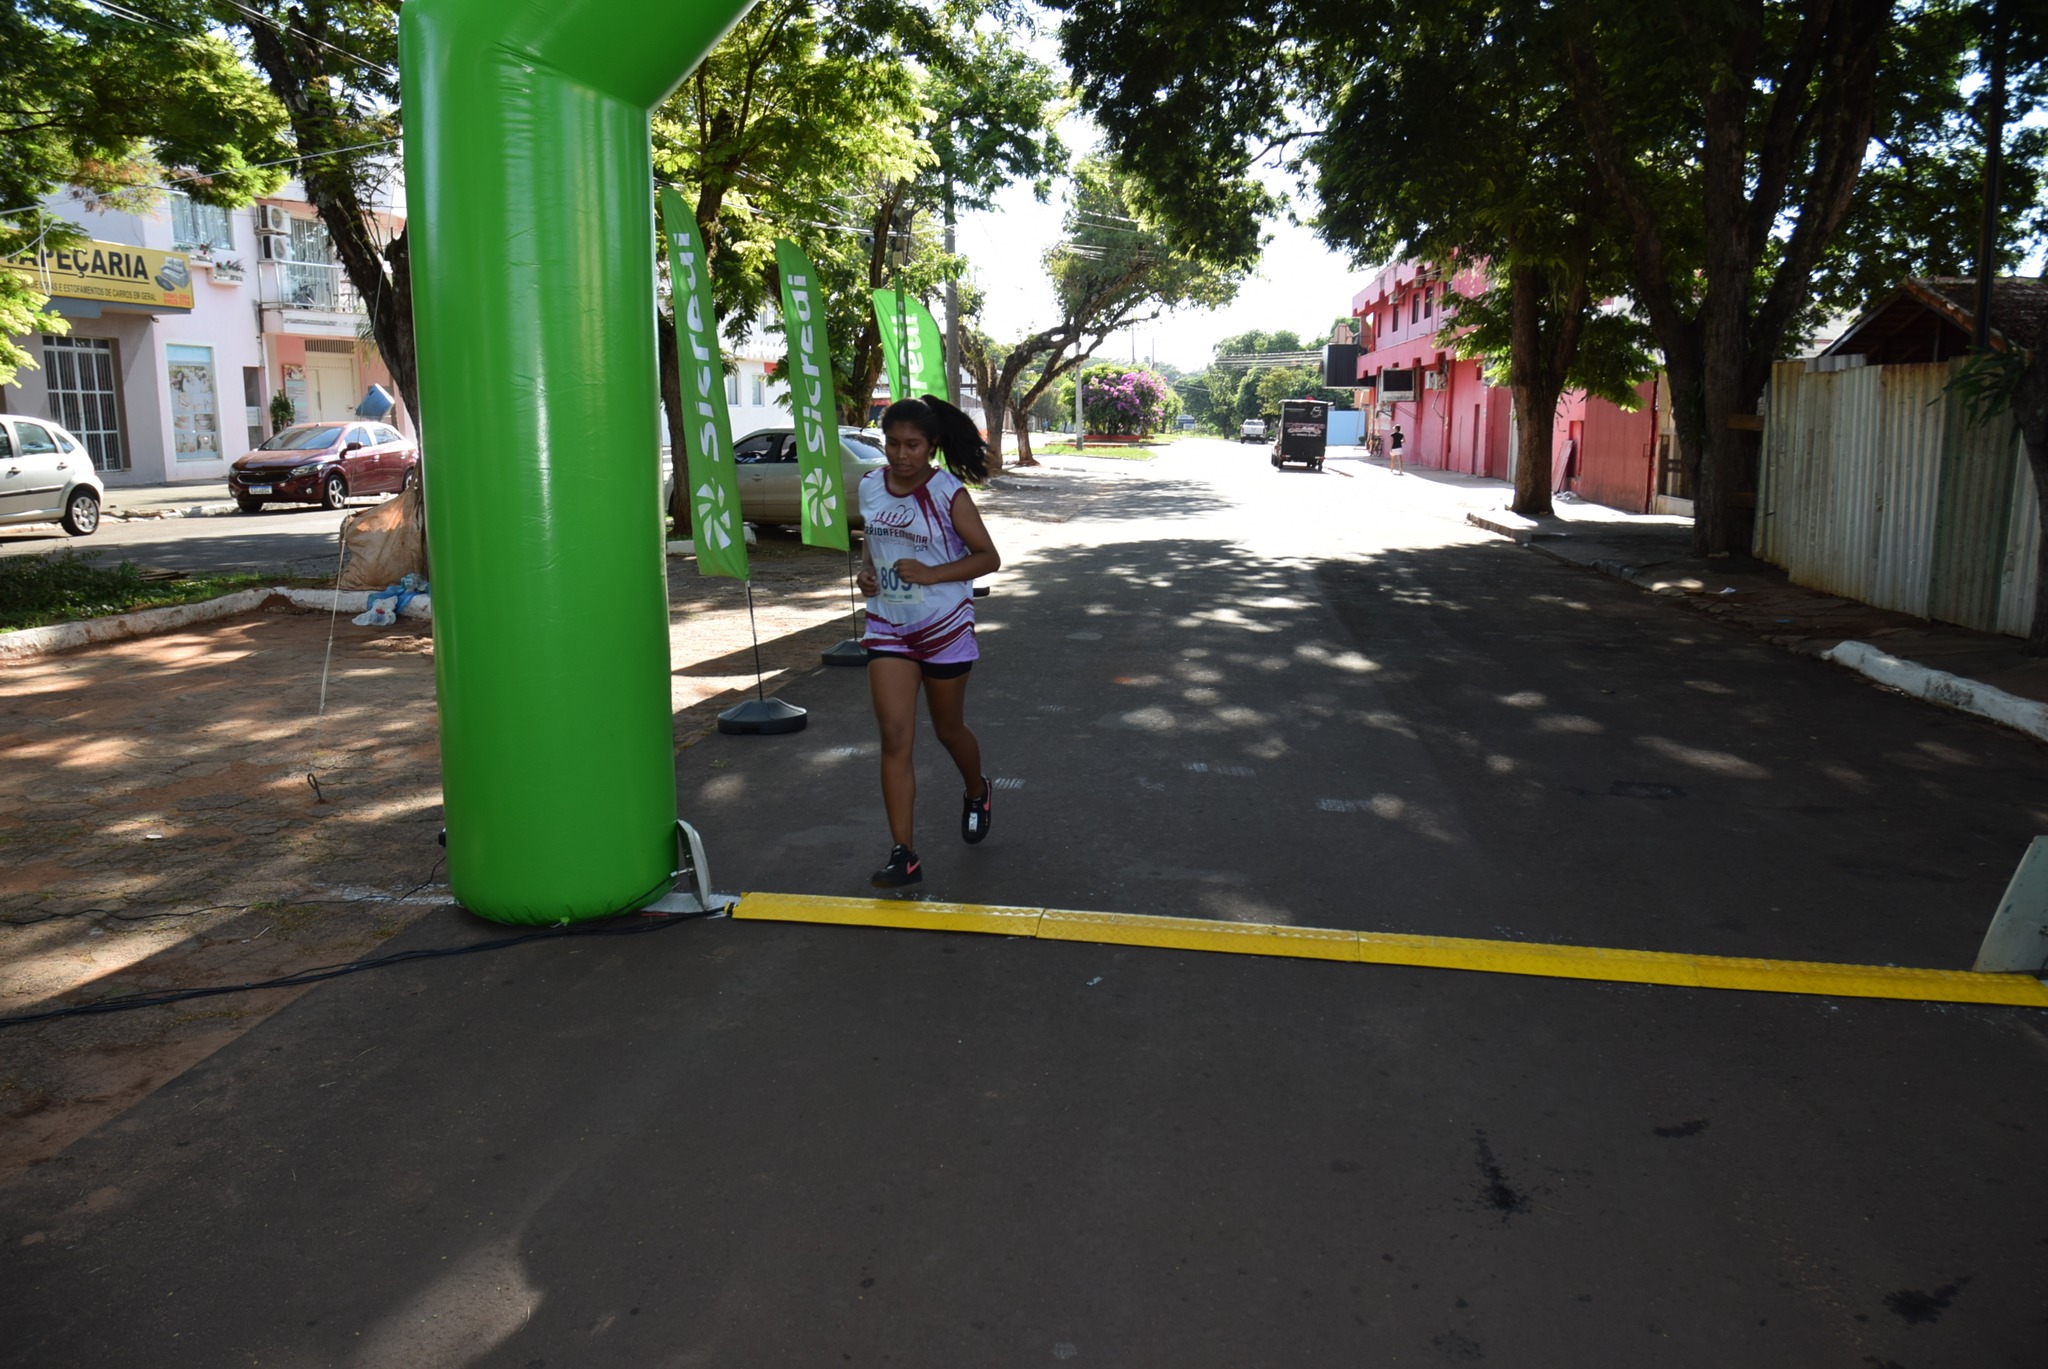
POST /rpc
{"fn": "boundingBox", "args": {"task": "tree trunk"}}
[240,25,419,426]
[1659,330,1708,548]
[1009,402,1037,466]
[657,311,689,534]
[982,380,1009,470]
[1505,261,1555,518]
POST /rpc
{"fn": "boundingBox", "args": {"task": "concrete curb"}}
[1822,641,2048,745]
[0,586,431,662]
[0,588,273,661]
[1464,510,1536,544]
[106,503,239,521]
[1520,538,2048,745]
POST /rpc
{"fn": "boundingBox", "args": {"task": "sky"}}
[956,177,1372,374]
[949,40,1375,378]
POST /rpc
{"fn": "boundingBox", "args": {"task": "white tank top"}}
[859,466,977,662]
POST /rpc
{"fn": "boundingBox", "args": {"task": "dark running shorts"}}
[866,649,974,680]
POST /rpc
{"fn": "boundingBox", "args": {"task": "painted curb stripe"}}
[732,893,2048,1008]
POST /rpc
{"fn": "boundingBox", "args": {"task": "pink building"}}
[1348,260,1664,513]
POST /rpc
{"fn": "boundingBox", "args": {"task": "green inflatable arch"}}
[401,0,755,923]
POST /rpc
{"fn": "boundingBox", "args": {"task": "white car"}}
[1239,418,1268,443]
[663,427,886,528]
[0,414,104,535]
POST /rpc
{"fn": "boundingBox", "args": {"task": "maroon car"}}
[229,421,419,513]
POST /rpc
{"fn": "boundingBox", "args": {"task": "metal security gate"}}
[40,334,127,472]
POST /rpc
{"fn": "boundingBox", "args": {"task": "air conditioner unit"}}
[1423,369,1447,390]
[258,234,294,262]
[257,204,291,235]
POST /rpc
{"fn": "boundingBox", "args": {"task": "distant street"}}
[0,493,353,579]
[5,438,2046,1367]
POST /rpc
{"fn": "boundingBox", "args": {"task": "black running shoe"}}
[962,778,993,844]
[871,844,922,889]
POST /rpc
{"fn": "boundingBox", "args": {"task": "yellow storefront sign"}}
[8,238,194,311]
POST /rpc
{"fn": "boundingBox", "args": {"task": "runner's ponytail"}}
[881,396,989,485]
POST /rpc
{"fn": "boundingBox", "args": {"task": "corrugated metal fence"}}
[1757,359,2038,638]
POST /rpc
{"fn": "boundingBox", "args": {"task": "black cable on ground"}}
[0,902,727,1030]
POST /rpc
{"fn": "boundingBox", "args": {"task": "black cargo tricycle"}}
[1269,399,1330,471]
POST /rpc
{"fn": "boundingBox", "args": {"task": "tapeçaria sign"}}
[8,237,195,311]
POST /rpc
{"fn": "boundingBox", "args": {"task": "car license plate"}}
[247,484,272,494]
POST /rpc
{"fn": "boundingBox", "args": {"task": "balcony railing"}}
[267,261,364,314]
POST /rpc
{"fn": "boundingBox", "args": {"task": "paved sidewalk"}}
[1342,450,2048,711]
[95,480,236,520]
[0,529,909,1175]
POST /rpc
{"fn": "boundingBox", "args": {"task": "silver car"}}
[663,427,886,529]
[0,414,104,535]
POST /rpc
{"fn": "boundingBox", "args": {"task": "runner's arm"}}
[855,478,880,596]
[894,487,1000,585]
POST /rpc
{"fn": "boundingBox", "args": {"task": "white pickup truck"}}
[1239,417,1268,443]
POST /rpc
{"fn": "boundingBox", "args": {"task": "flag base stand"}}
[821,638,866,666]
[717,697,808,735]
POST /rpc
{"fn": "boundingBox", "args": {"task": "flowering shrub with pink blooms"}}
[1078,367,1174,435]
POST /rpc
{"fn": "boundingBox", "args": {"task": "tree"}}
[1055,0,1648,516]
[650,0,930,522]
[973,158,1247,467]
[216,1,415,421]
[1559,0,1894,553]
[650,0,1063,518]
[1944,4,2048,652]
[1814,2,2048,315]
[0,0,288,383]
[1253,363,1352,415]
[1058,362,1178,435]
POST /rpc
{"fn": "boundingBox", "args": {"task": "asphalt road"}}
[4,440,2045,1366]
[0,497,356,579]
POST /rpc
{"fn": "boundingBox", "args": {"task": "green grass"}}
[1023,434,1173,459]
[0,551,271,632]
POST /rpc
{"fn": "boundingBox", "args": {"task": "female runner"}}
[855,395,1002,888]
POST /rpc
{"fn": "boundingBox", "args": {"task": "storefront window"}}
[166,344,221,462]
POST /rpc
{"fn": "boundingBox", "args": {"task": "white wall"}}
[4,192,267,485]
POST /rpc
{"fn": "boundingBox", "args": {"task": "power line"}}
[220,0,397,80]
[0,137,403,222]
[72,0,397,80]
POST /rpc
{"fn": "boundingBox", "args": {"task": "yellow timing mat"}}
[732,893,2048,1009]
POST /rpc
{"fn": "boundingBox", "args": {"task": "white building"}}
[5,178,408,487]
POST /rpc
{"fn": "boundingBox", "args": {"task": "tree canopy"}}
[1054,0,1648,515]
[968,157,1248,466]
[1055,0,2040,545]
[0,0,289,382]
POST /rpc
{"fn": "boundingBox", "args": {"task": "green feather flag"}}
[873,289,949,402]
[658,188,747,580]
[775,240,849,551]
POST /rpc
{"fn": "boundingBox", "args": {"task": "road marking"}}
[731,893,2048,1008]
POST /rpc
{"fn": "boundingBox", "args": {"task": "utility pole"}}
[1075,360,1085,451]
[889,186,914,402]
[1973,0,2007,352]
[942,141,961,408]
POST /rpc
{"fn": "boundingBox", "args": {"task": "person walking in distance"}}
[1388,423,1405,475]
[856,396,1003,888]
